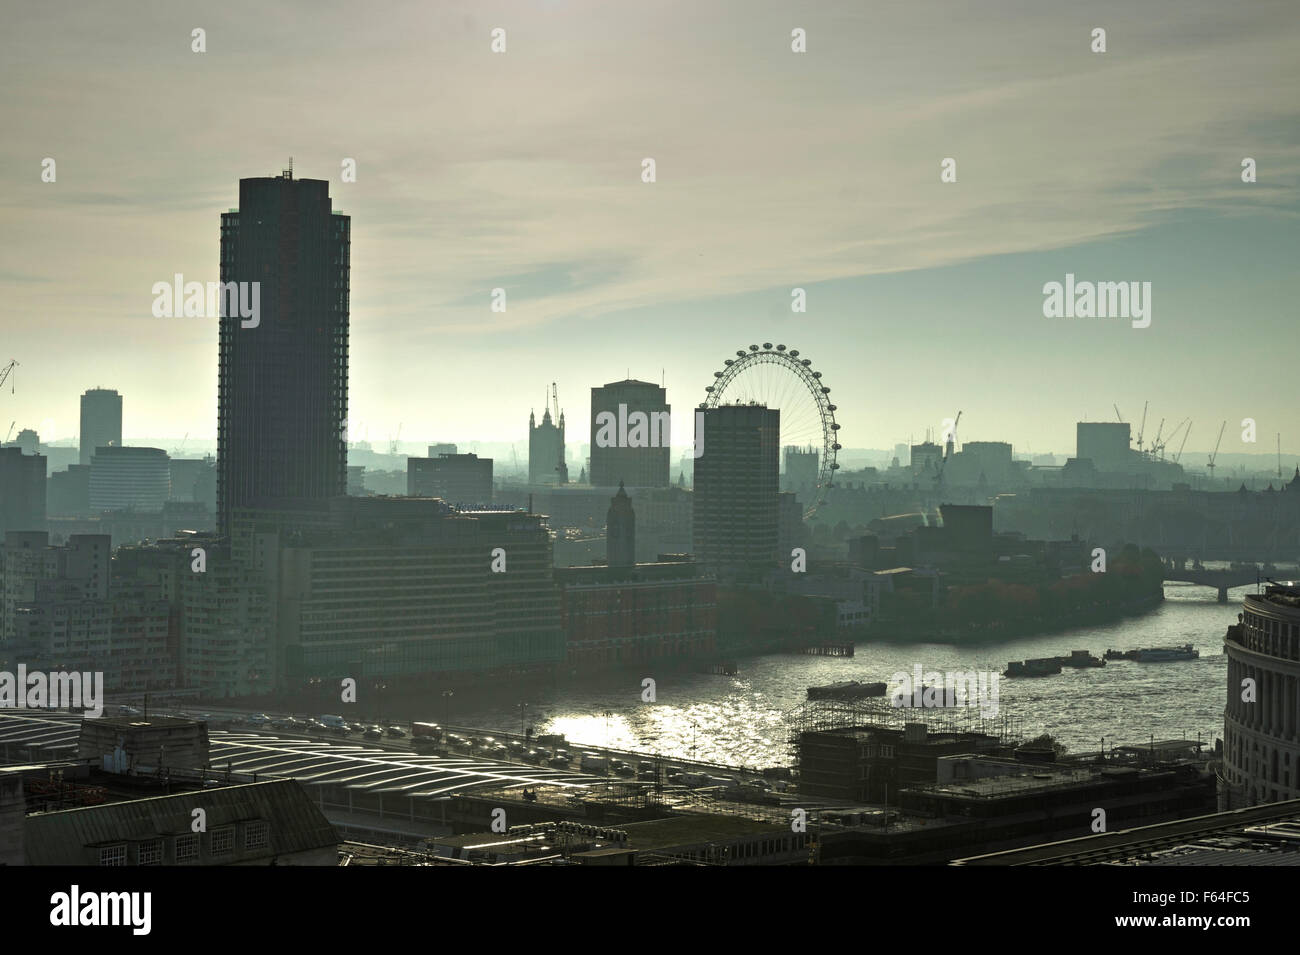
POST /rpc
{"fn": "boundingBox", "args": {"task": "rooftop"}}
[24,779,336,865]
[1,712,604,800]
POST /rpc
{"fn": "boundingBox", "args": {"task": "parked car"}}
[363,728,384,740]
[246,713,271,727]
[118,705,141,716]
[548,756,571,768]
[386,726,406,738]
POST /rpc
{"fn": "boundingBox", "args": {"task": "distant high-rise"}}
[589,379,670,488]
[408,453,493,504]
[911,441,943,478]
[0,447,46,535]
[693,404,780,577]
[1076,422,1132,472]
[90,447,171,511]
[217,169,350,533]
[606,482,635,568]
[79,388,121,467]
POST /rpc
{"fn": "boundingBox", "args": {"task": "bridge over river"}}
[1162,560,1300,602]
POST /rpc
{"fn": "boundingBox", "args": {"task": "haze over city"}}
[3,0,1297,452]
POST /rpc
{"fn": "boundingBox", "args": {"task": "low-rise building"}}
[23,779,338,866]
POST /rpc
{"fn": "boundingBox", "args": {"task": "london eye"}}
[700,343,840,517]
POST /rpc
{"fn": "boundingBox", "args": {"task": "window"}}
[99,844,127,866]
[211,826,234,857]
[245,821,269,850]
[137,840,163,865]
[175,833,199,864]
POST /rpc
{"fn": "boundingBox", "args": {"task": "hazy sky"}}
[2,0,1297,459]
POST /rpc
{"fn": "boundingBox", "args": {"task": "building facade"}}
[230,497,562,687]
[692,403,780,578]
[217,170,350,533]
[1222,582,1300,807]
[0,447,45,536]
[79,388,122,467]
[589,379,671,488]
[0,532,173,692]
[407,453,493,504]
[558,561,717,669]
[89,447,170,511]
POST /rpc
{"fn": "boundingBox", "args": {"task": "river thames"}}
[446,581,1247,768]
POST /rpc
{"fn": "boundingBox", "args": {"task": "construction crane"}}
[1113,404,1124,423]
[1149,418,1165,458]
[172,432,189,457]
[0,359,16,394]
[1135,401,1149,454]
[1207,420,1227,483]
[1151,417,1188,460]
[551,382,568,483]
[1175,422,1191,464]
[388,423,402,456]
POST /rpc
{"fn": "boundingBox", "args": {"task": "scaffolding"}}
[785,698,1024,748]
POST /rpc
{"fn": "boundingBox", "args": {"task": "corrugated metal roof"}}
[0,713,602,799]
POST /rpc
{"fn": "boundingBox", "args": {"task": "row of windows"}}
[98,822,269,865]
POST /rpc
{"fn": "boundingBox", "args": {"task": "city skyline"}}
[2,0,1300,897]
[2,1,1297,453]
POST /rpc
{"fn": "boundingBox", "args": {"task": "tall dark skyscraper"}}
[693,403,780,577]
[217,169,350,532]
[79,388,122,466]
